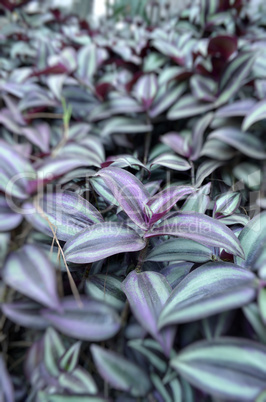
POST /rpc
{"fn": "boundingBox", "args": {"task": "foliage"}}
[0,0,266,400]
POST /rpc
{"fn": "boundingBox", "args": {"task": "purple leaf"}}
[122,270,175,356]
[160,132,191,158]
[0,196,23,231]
[91,345,151,397]
[215,99,256,118]
[146,185,194,225]
[208,35,237,60]
[64,222,146,264]
[235,212,266,269]
[2,301,49,330]
[0,354,14,402]
[133,73,158,109]
[0,139,35,199]
[101,117,152,137]
[24,191,103,241]
[146,238,213,263]
[167,95,214,120]
[208,127,266,159]
[171,338,266,401]
[213,192,241,218]
[242,99,266,131]
[145,211,245,259]
[195,160,224,187]
[21,123,50,153]
[190,112,214,161]
[2,245,61,310]
[149,82,187,118]
[216,52,255,106]
[150,153,191,172]
[97,167,150,229]
[159,262,256,328]
[42,297,120,341]
[190,75,217,102]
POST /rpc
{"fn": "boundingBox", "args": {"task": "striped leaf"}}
[242,100,266,131]
[171,338,266,401]
[145,212,245,258]
[64,222,146,264]
[122,271,175,356]
[158,263,256,328]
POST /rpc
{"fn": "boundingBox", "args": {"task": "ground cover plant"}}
[1,0,266,400]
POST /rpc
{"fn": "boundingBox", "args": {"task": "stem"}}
[135,239,149,273]
[190,160,195,186]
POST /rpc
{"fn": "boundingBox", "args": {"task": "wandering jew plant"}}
[1,0,266,400]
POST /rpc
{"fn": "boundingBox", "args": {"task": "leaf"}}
[97,167,150,229]
[213,192,241,218]
[42,297,120,341]
[195,160,223,187]
[0,139,35,199]
[128,339,167,372]
[161,262,193,289]
[101,117,152,137]
[145,211,244,259]
[0,196,23,231]
[85,275,126,311]
[160,132,191,158]
[43,327,65,377]
[243,303,266,344]
[146,238,213,263]
[158,263,255,328]
[170,338,266,401]
[216,52,255,106]
[258,288,266,324]
[58,367,98,395]
[208,127,266,159]
[122,271,175,356]
[2,301,49,329]
[208,35,237,60]
[190,112,214,161]
[181,183,211,214]
[24,191,103,242]
[150,153,191,172]
[3,245,61,310]
[242,100,266,131]
[64,222,146,264]
[36,393,105,402]
[133,73,158,109]
[90,344,151,397]
[215,99,256,118]
[59,342,81,372]
[235,212,266,269]
[0,354,14,402]
[167,95,214,120]
[149,82,187,118]
[190,75,217,102]
[146,185,194,225]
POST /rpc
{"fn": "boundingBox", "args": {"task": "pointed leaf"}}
[150,153,191,172]
[90,345,151,397]
[170,338,266,401]
[146,185,194,225]
[235,212,266,268]
[145,212,244,258]
[167,95,214,120]
[64,222,146,264]
[122,271,175,356]
[42,298,120,341]
[146,238,213,263]
[97,167,150,229]
[159,263,256,328]
[3,245,61,310]
[242,100,266,131]
[209,128,266,159]
[24,191,103,242]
